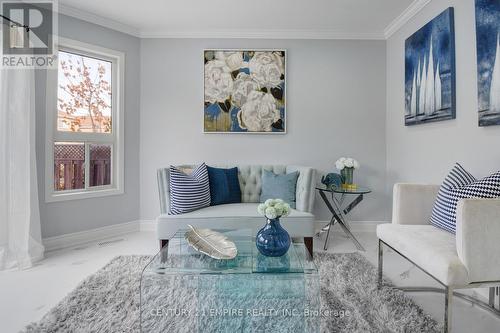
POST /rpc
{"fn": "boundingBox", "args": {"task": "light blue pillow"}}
[260,170,299,208]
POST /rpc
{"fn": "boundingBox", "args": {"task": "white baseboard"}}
[139,219,156,231]
[43,220,140,252]
[42,219,385,252]
[314,220,386,233]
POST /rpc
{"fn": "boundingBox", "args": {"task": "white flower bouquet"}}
[335,157,360,170]
[257,199,291,220]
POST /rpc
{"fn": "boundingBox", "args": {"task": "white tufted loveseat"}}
[156,165,316,254]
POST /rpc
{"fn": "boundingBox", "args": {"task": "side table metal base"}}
[316,189,366,251]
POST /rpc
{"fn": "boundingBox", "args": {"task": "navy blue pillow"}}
[207,166,242,206]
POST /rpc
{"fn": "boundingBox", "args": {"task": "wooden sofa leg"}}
[304,237,313,257]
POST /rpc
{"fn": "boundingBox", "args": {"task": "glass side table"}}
[315,186,371,251]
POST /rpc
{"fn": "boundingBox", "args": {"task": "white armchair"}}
[377,183,500,333]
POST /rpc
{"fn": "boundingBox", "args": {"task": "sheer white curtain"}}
[0,67,45,270]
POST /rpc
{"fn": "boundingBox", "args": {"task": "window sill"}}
[46,187,124,203]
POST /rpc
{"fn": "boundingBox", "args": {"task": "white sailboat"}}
[419,56,427,115]
[416,60,421,114]
[410,70,417,116]
[435,61,442,111]
[425,36,435,115]
[489,34,500,114]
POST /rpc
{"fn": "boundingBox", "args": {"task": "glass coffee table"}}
[140,228,320,333]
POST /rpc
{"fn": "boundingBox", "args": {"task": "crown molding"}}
[384,0,432,39]
[55,4,384,40]
[55,2,428,41]
[57,4,141,37]
[139,29,385,40]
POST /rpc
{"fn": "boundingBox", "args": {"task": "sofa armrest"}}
[392,183,440,225]
[287,166,316,213]
[456,198,500,283]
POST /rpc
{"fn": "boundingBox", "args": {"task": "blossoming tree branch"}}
[57,52,112,133]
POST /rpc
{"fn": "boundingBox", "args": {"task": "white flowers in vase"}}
[335,157,360,171]
[257,199,291,220]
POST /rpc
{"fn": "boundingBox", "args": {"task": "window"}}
[45,38,124,202]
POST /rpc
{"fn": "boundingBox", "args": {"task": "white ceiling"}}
[57,0,429,39]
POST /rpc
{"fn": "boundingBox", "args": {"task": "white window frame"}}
[45,37,125,202]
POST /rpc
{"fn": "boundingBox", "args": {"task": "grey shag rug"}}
[23,253,439,333]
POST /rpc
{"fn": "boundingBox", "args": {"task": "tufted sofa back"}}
[157,165,316,215]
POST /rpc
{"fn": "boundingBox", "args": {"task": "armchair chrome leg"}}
[378,239,383,289]
[489,287,496,308]
[444,287,453,333]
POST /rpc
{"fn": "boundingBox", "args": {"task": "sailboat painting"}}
[476,0,500,126]
[404,8,456,126]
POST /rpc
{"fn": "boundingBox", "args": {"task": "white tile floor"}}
[1,229,499,333]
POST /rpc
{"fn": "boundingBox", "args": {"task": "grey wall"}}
[33,0,500,236]
[140,39,389,222]
[35,15,141,238]
[386,0,500,194]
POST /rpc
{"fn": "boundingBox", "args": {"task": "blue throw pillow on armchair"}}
[260,170,299,208]
[430,163,500,233]
[207,166,242,206]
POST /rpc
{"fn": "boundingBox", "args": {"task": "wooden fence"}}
[54,144,110,190]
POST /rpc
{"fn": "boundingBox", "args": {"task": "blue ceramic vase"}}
[256,218,291,257]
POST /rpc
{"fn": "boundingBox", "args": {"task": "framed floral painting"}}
[204,49,286,133]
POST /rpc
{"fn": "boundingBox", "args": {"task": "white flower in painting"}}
[215,51,246,72]
[204,60,234,104]
[353,160,360,169]
[249,51,285,88]
[231,72,260,108]
[335,161,345,170]
[265,207,278,219]
[237,91,280,132]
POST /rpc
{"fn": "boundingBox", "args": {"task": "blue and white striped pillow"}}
[430,163,500,233]
[169,163,211,215]
[430,163,476,233]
